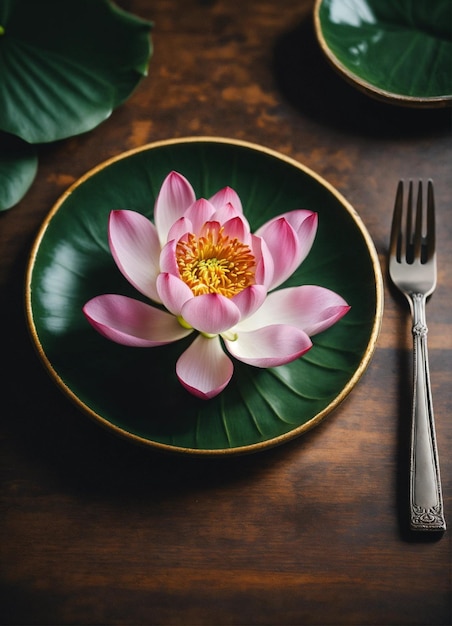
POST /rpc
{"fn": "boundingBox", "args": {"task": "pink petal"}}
[198,220,221,239]
[109,210,161,303]
[209,186,243,213]
[225,325,312,367]
[181,293,241,334]
[250,234,274,289]
[183,199,216,233]
[221,214,252,244]
[212,202,248,226]
[156,273,194,316]
[176,334,233,399]
[154,171,196,245]
[256,217,300,290]
[83,294,192,347]
[231,284,267,320]
[256,211,318,290]
[167,216,192,242]
[282,210,318,264]
[159,240,179,276]
[276,286,350,336]
[238,286,350,336]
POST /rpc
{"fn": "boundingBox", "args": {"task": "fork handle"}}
[409,292,446,531]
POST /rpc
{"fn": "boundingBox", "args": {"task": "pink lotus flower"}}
[83,171,350,399]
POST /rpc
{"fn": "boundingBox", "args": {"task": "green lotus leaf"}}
[0,133,37,211]
[0,0,153,143]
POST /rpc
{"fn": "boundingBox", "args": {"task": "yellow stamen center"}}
[176,224,255,298]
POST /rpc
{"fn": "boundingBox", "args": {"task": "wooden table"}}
[1,1,451,624]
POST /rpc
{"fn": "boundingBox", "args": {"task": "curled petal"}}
[225,325,312,367]
[198,220,221,239]
[251,234,274,288]
[283,210,318,265]
[109,210,161,303]
[176,335,233,399]
[221,214,252,244]
[159,239,179,276]
[238,286,350,336]
[277,285,350,336]
[167,216,192,242]
[181,293,241,334]
[212,202,249,227]
[154,171,196,245]
[231,284,267,320]
[157,272,194,316]
[83,294,192,347]
[183,199,216,233]
[256,217,300,290]
[209,186,243,214]
[256,211,318,290]
[256,209,317,242]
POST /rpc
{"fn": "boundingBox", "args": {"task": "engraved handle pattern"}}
[409,293,446,531]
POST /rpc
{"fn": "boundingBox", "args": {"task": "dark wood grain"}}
[1,1,451,624]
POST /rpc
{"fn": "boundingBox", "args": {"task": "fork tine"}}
[427,180,436,262]
[413,180,423,261]
[405,180,416,263]
[390,180,404,261]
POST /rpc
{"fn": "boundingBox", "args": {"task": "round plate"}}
[314,0,452,108]
[26,137,383,455]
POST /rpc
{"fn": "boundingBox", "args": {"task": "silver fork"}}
[389,180,446,531]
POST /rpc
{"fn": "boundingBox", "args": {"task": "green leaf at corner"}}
[0,0,153,143]
[0,134,38,211]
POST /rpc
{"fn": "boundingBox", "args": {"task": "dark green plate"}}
[26,137,383,455]
[314,0,452,107]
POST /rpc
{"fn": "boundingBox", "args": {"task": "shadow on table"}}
[273,16,451,138]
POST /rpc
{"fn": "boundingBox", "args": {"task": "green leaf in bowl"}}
[0,0,153,143]
[314,0,452,106]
